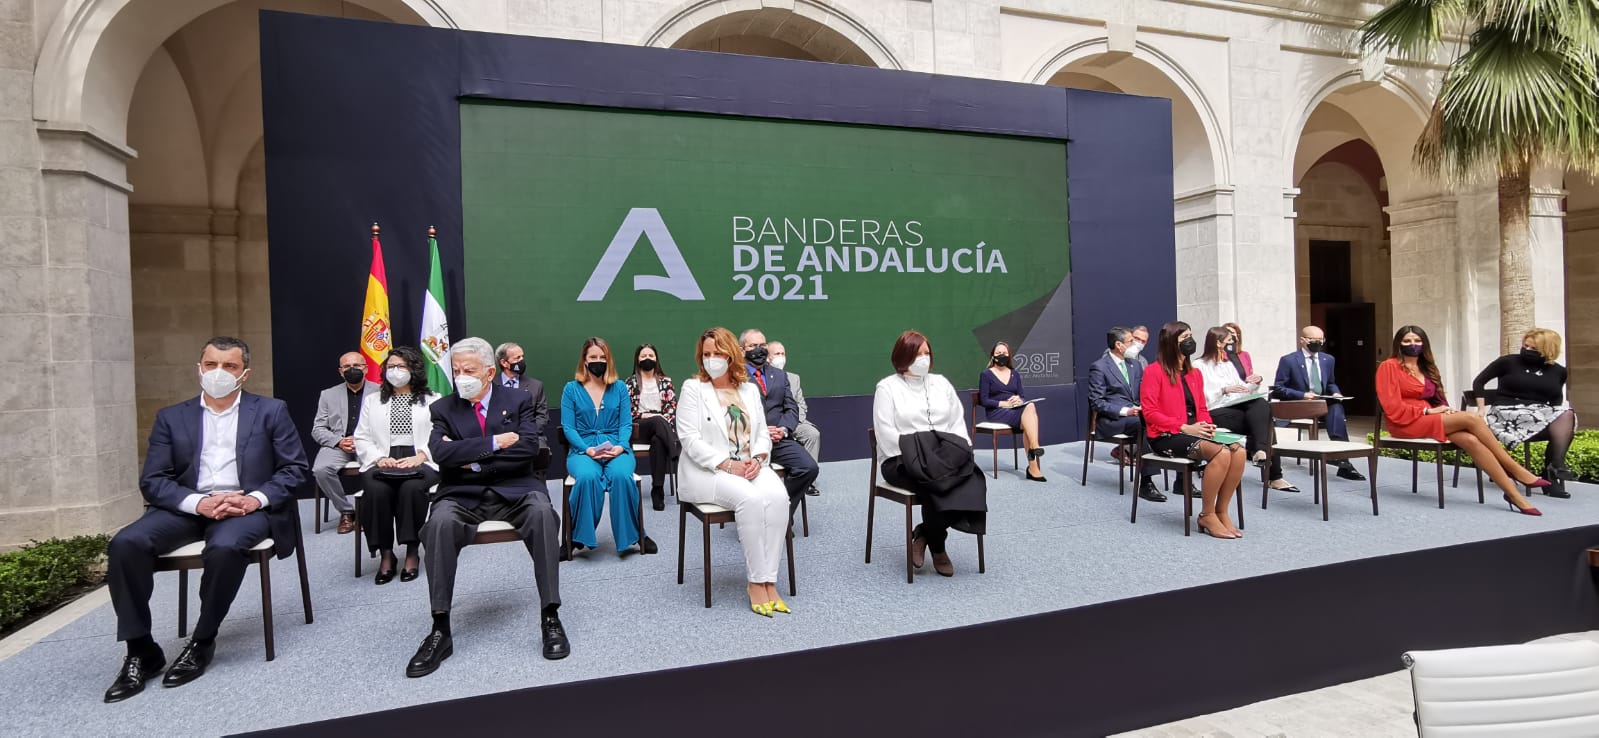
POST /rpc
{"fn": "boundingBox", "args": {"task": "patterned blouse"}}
[625,373,677,424]
[717,387,752,461]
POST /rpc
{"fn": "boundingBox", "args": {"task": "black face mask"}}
[1305,341,1324,354]
[1179,338,1198,357]
[1400,344,1425,357]
[638,358,658,372]
[508,360,526,376]
[992,354,1011,367]
[586,361,607,378]
[1224,342,1237,354]
[342,367,364,384]
[1519,348,1543,365]
[744,346,768,366]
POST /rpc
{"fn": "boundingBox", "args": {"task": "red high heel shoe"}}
[1526,477,1552,489]
[1503,494,1542,516]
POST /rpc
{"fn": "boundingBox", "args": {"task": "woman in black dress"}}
[1472,328,1578,497]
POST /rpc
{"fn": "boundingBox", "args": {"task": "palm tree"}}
[1360,0,1599,352]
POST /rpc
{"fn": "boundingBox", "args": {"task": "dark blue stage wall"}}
[260,12,1176,466]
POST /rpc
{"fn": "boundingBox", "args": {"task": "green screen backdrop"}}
[461,102,1070,397]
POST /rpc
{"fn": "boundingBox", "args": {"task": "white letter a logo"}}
[578,208,705,302]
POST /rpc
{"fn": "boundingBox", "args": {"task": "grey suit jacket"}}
[311,381,379,449]
[789,371,810,424]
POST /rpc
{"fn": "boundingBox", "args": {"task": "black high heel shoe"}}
[1027,448,1046,461]
[399,552,420,582]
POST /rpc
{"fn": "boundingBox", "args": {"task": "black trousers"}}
[1210,400,1283,479]
[635,415,680,491]
[107,507,271,642]
[769,438,819,513]
[1095,413,1155,481]
[880,457,952,554]
[360,466,439,553]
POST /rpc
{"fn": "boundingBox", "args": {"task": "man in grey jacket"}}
[768,341,821,497]
[310,351,379,532]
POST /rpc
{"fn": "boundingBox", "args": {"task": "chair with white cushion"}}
[969,392,1020,479]
[865,427,985,583]
[1405,640,1599,736]
[1375,402,1484,508]
[157,513,312,661]
[560,473,645,561]
[631,421,677,497]
[676,499,796,608]
[1264,439,1379,520]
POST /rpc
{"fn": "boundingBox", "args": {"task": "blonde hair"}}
[1523,328,1562,363]
[574,337,618,385]
[694,327,746,384]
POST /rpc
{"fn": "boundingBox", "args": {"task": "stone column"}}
[1563,207,1599,419]
[1227,37,1297,363]
[1528,187,1568,340]
[1386,196,1475,396]
[1173,185,1234,331]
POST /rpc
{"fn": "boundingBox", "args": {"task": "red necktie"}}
[473,401,487,435]
[755,369,767,395]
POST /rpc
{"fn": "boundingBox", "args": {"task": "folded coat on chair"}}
[896,430,988,534]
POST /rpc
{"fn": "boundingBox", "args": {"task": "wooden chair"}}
[676,500,795,608]
[1270,397,1321,466]
[630,421,677,497]
[314,461,361,533]
[1080,411,1138,495]
[1373,402,1483,508]
[968,391,1020,479]
[865,428,985,583]
[1130,450,1245,536]
[767,461,809,538]
[1265,439,1379,520]
[561,472,646,561]
[158,506,312,661]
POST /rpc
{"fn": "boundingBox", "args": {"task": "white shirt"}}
[1192,357,1259,408]
[180,394,270,515]
[872,372,969,460]
[639,377,662,413]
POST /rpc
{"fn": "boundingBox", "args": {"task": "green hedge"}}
[1365,429,1599,484]
[0,535,110,632]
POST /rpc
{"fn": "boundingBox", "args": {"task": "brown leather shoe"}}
[909,532,927,569]
[336,513,355,535]
[932,553,954,577]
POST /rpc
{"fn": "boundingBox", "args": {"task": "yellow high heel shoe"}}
[770,599,791,614]
[749,601,774,618]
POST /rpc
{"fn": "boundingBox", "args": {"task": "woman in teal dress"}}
[561,337,643,554]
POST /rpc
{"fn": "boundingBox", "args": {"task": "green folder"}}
[1212,431,1246,446]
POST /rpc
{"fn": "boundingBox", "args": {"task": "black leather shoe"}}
[651,488,666,511]
[406,630,453,678]
[1545,479,1571,499]
[1336,466,1367,482]
[806,485,821,497]
[541,614,570,660]
[1138,483,1168,503]
[640,536,658,555]
[161,640,213,689]
[104,650,165,703]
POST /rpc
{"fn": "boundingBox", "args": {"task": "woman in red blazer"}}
[1376,325,1549,515]
[1140,321,1249,538]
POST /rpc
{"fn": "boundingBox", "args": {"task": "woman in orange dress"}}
[1375,325,1550,515]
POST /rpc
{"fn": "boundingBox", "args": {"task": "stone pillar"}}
[1386,196,1476,397]
[1528,187,1568,340]
[1173,185,1234,331]
[1227,37,1297,363]
[1563,207,1599,419]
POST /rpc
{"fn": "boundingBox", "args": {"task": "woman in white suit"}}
[676,326,792,617]
[353,346,442,585]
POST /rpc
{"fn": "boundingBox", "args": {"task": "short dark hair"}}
[891,330,930,374]
[203,336,251,367]
[1106,326,1130,350]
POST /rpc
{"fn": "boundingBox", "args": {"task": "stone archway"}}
[646,0,900,68]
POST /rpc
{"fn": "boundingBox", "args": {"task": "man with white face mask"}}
[766,341,821,496]
[103,337,309,703]
[1087,326,1163,501]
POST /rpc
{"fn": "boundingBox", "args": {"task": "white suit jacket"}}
[675,378,773,504]
[353,391,443,471]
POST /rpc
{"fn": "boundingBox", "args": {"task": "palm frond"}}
[1360,0,1469,58]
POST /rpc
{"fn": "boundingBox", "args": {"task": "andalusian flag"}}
[359,224,392,383]
[419,227,452,392]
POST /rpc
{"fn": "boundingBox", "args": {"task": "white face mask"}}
[908,355,931,377]
[1122,344,1141,360]
[1129,341,1145,356]
[703,357,729,380]
[385,367,412,387]
[455,373,485,400]
[199,366,243,399]
[769,355,787,370]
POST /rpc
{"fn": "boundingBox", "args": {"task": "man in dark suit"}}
[495,340,551,456]
[740,329,820,514]
[103,336,309,703]
[1271,325,1366,481]
[1087,327,1164,502]
[407,337,568,678]
[309,351,378,533]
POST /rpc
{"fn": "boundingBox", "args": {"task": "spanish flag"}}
[359,224,391,383]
